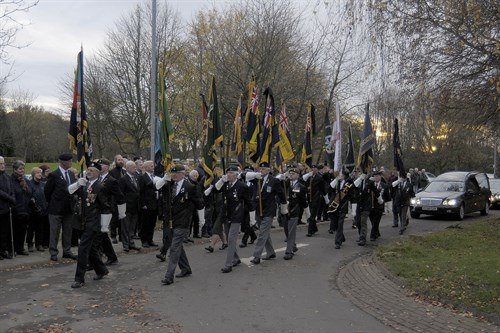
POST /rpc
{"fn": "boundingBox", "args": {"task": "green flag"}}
[158,64,174,172]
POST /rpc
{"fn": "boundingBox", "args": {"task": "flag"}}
[393,118,406,177]
[68,48,92,172]
[258,87,279,164]
[344,124,356,172]
[157,64,174,172]
[230,93,245,167]
[333,101,342,172]
[276,102,294,164]
[245,76,260,162]
[324,109,334,169]
[300,103,316,168]
[357,104,376,173]
[202,77,223,187]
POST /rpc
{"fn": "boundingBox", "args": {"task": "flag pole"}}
[150,0,157,161]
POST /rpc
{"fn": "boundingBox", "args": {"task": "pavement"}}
[1,215,499,333]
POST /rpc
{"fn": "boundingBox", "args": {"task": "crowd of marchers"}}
[0,154,428,288]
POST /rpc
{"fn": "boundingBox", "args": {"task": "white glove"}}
[245,171,261,181]
[392,179,401,187]
[284,171,290,179]
[117,203,127,219]
[152,175,163,186]
[351,203,357,217]
[100,214,112,233]
[155,174,171,190]
[197,209,205,227]
[222,174,228,182]
[323,194,329,204]
[78,178,88,186]
[377,193,384,205]
[369,176,375,181]
[280,203,288,215]
[204,185,214,196]
[304,206,311,219]
[68,182,80,194]
[354,177,363,188]
[215,177,225,191]
[359,173,367,180]
[330,178,338,189]
[249,211,256,227]
[276,173,285,181]
[302,171,313,181]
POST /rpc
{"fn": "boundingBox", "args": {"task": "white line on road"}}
[240,243,309,266]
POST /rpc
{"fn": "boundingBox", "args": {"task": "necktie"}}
[172,182,177,197]
[131,175,137,188]
[65,171,71,185]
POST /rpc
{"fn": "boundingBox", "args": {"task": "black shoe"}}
[306,233,312,237]
[399,230,404,235]
[250,258,260,265]
[193,235,202,239]
[71,281,85,288]
[161,278,173,285]
[16,249,29,256]
[105,259,118,266]
[221,267,232,273]
[205,246,214,253]
[63,253,77,260]
[93,271,109,280]
[370,237,376,242]
[175,270,192,278]
[50,255,57,261]
[1,250,11,259]
[123,248,130,252]
[284,253,293,260]
[202,233,210,238]
[328,230,334,234]
[248,239,256,244]
[352,224,357,229]
[130,246,141,251]
[187,238,194,243]
[156,253,166,262]
[148,242,159,247]
[132,235,140,240]
[262,253,276,260]
[219,244,228,250]
[293,246,299,253]
[239,243,247,248]
[392,224,398,228]
[111,237,118,244]
[335,244,341,249]
[232,259,241,267]
[141,243,150,248]
[358,241,366,246]
[28,245,34,252]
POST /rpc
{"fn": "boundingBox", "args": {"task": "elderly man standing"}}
[157,164,204,285]
[139,160,159,248]
[118,160,141,252]
[44,153,77,261]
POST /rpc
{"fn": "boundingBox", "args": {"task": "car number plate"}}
[423,206,438,211]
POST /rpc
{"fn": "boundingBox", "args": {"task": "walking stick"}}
[9,207,15,257]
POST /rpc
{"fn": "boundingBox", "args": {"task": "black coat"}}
[357,179,380,212]
[393,180,415,207]
[286,180,308,218]
[162,178,204,229]
[255,174,286,218]
[139,173,158,211]
[0,171,15,214]
[44,168,76,215]
[118,173,141,214]
[218,179,253,223]
[74,180,107,232]
[100,174,125,215]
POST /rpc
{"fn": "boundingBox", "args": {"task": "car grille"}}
[421,198,442,206]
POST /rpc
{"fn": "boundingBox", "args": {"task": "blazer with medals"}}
[256,174,287,218]
[372,181,391,213]
[286,180,308,218]
[44,168,76,215]
[75,180,106,232]
[217,179,253,224]
[118,173,141,215]
[357,179,380,212]
[100,174,125,215]
[329,178,357,215]
[162,178,204,229]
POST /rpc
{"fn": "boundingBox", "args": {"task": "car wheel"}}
[456,204,465,221]
[480,201,489,216]
[410,212,420,219]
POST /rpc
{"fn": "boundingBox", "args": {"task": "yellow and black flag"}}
[258,87,279,164]
[230,93,245,167]
[393,118,406,177]
[68,48,92,173]
[245,77,260,163]
[202,77,223,187]
[357,104,376,173]
[300,103,316,169]
[156,63,175,172]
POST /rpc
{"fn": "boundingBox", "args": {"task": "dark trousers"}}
[95,231,118,262]
[334,212,347,245]
[140,209,158,244]
[27,213,45,247]
[74,227,108,283]
[369,210,383,239]
[13,214,29,252]
[160,219,173,255]
[240,214,256,245]
[109,212,120,239]
[164,228,191,279]
[121,212,138,250]
[307,199,320,234]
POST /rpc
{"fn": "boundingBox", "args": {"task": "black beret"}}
[99,158,111,166]
[89,161,101,171]
[288,167,298,174]
[373,171,383,176]
[244,165,254,171]
[59,153,73,161]
[259,162,271,168]
[170,164,185,173]
[226,164,239,172]
[317,165,324,170]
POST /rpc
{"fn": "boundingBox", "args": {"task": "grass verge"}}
[376,217,500,320]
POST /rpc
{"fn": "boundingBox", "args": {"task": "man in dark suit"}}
[69,161,109,288]
[139,160,159,248]
[214,165,255,273]
[392,173,415,235]
[118,160,141,252]
[160,164,204,286]
[108,154,125,243]
[353,172,380,246]
[44,153,77,261]
[250,162,287,265]
[95,158,126,265]
[369,171,391,241]
[303,165,327,237]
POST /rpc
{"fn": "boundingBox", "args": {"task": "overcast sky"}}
[4,0,218,113]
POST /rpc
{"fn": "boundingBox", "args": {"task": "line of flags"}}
[68,49,407,178]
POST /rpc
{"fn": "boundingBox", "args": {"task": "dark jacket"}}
[328,178,356,215]
[29,179,48,215]
[357,178,380,212]
[218,179,253,223]
[286,180,308,218]
[11,174,32,216]
[393,179,415,207]
[45,168,76,215]
[139,172,158,211]
[0,171,15,214]
[162,178,204,229]
[74,180,107,232]
[119,173,141,214]
[109,166,125,180]
[255,174,287,217]
[100,173,125,215]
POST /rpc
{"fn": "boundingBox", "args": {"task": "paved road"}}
[0,210,498,332]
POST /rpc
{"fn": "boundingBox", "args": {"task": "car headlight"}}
[410,198,421,205]
[443,199,458,206]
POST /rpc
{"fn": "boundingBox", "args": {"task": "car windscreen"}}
[425,181,464,192]
[490,180,500,191]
